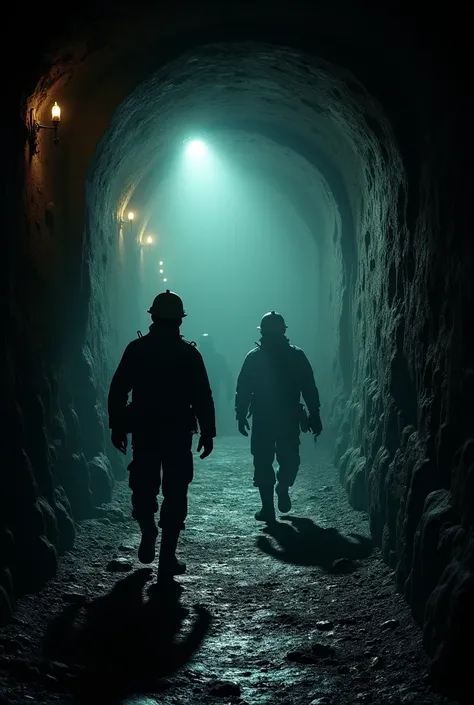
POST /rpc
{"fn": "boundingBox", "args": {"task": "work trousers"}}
[250,415,301,488]
[128,428,193,531]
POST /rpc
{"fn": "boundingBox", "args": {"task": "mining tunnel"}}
[2,1,473,704]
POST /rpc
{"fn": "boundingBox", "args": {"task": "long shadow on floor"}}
[42,568,211,705]
[256,516,372,570]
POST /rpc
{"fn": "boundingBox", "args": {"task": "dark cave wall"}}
[0,85,122,624]
[334,68,474,696]
[1,21,189,622]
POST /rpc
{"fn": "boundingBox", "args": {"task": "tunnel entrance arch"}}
[84,42,402,450]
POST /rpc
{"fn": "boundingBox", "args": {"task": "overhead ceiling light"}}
[185,139,207,158]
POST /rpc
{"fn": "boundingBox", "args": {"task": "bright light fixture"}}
[128,211,135,221]
[146,235,153,245]
[159,268,164,273]
[51,102,61,123]
[29,102,61,152]
[163,278,168,282]
[186,139,207,158]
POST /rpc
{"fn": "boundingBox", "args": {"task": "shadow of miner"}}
[256,515,372,571]
[42,568,212,705]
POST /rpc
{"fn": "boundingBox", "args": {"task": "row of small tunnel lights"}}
[124,211,168,284]
[29,101,164,274]
[118,141,209,284]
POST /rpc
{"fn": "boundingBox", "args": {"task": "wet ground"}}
[0,437,460,705]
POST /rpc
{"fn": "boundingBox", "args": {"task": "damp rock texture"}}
[0,439,462,705]
[3,0,473,701]
[333,55,473,705]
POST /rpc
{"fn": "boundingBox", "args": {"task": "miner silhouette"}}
[235,311,322,522]
[108,290,216,580]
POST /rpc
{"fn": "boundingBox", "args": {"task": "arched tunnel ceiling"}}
[88,42,403,262]
[131,129,338,256]
[81,40,405,401]
[22,0,455,268]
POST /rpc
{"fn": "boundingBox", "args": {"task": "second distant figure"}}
[235,311,322,522]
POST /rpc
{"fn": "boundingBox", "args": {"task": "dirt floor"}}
[0,437,461,705]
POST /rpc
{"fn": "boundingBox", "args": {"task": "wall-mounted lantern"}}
[127,211,136,234]
[28,102,61,154]
[120,211,136,229]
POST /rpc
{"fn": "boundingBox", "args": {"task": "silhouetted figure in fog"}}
[235,311,322,522]
[198,333,233,435]
[108,290,216,580]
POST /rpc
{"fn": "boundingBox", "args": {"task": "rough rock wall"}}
[334,73,473,699]
[0,123,117,625]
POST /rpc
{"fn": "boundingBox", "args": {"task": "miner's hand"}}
[197,435,214,459]
[238,418,250,437]
[309,413,323,437]
[111,429,128,455]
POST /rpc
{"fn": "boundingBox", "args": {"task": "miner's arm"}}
[298,350,322,432]
[108,344,135,430]
[190,349,217,439]
[235,353,255,421]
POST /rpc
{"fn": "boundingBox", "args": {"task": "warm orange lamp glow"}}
[52,102,61,123]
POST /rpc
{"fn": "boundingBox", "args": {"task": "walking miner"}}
[235,311,322,522]
[108,290,216,580]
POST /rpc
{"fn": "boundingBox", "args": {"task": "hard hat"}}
[258,311,287,334]
[148,290,186,319]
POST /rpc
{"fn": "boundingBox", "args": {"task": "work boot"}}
[276,483,292,513]
[255,485,276,523]
[137,521,158,564]
[171,557,187,576]
[157,529,186,582]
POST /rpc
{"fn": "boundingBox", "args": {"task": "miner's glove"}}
[197,435,214,459]
[309,413,323,437]
[111,429,128,455]
[238,418,250,437]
